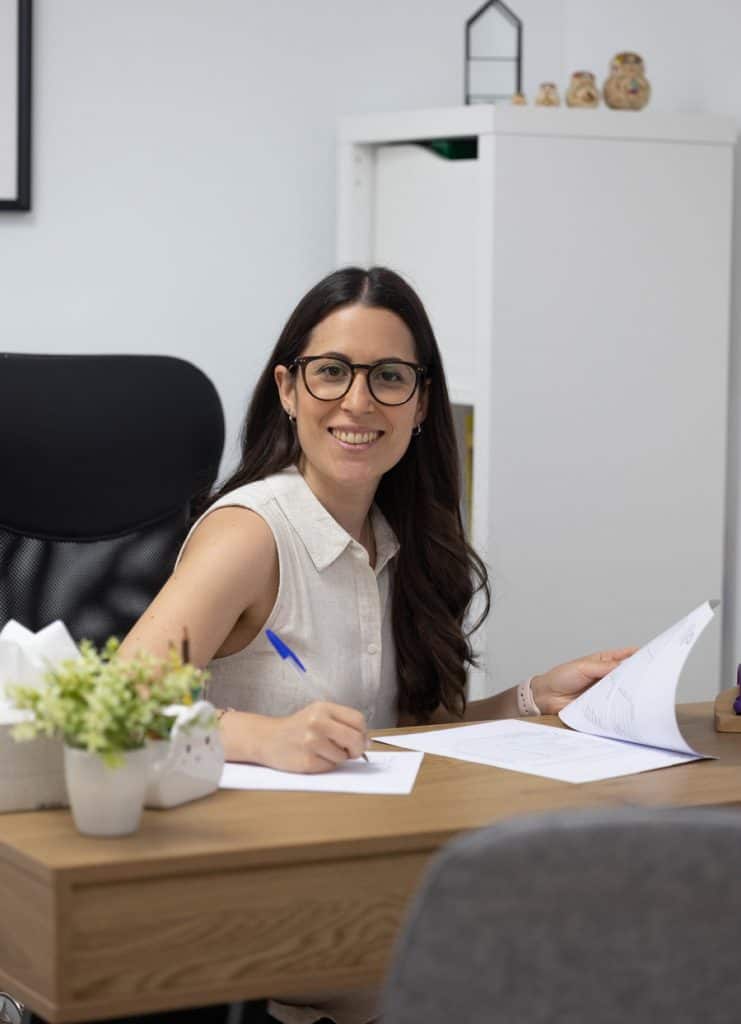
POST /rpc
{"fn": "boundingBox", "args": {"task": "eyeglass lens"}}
[303,359,417,405]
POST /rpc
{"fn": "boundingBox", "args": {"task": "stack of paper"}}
[375,601,717,784]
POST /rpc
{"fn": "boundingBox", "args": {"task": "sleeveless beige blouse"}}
[176,465,400,729]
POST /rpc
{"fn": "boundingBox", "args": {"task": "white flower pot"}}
[63,745,153,837]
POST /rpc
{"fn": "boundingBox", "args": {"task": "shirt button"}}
[367,643,379,655]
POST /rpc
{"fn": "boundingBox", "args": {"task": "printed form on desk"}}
[376,600,718,784]
[220,751,423,794]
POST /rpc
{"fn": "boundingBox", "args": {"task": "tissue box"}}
[0,620,78,812]
[0,715,68,813]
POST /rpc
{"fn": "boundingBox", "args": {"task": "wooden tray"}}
[714,687,741,732]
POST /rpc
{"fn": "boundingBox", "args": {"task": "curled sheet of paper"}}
[558,599,717,755]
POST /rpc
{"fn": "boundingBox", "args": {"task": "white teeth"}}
[331,429,380,445]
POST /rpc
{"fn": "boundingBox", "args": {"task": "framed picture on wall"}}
[0,0,31,210]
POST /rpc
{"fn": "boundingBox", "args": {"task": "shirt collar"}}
[268,466,399,574]
[371,504,400,576]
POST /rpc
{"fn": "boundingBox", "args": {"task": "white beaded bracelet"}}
[516,676,542,717]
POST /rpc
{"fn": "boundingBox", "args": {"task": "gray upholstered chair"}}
[381,806,741,1024]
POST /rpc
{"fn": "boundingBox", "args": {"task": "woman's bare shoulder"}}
[178,505,277,584]
[120,505,278,665]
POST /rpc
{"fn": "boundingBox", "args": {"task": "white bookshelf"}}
[337,106,736,701]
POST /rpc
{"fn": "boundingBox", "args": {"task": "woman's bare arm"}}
[399,648,637,727]
[119,506,277,667]
[119,506,368,771]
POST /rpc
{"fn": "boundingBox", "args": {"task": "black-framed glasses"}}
[290,355,427,406]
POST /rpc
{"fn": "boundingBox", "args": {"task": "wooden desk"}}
[1,703,739,1022]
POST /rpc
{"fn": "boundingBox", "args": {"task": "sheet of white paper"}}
[219,750,424,794]
[374,720,703,783]
[558,600,716,755]
[375,600,717,783]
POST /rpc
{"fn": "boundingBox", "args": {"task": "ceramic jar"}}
[566,71,600,108]
[603,52,651,110]
[535,82,560,107]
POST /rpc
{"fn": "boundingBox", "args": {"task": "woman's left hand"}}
[531,647,638,715]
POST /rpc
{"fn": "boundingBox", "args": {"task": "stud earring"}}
[412,422,423,437]
[285,409,296,424]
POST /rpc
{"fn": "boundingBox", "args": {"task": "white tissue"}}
[0,619,79,813]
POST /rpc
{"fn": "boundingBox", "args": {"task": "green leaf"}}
[5,638,210,764]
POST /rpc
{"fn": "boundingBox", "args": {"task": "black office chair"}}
[0,353,228,1024]
[382,805,741,1024]
[0,352,225,643]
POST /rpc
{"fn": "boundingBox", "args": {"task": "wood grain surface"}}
[1,703,739,1022]
[714,686,741,732]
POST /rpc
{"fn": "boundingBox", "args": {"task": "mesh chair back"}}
[382,806,741,1024]
[0,353,225,645]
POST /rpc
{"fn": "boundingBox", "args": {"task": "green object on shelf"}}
[415,137,478,160]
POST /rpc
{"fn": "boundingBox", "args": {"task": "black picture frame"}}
[0,0,31,210]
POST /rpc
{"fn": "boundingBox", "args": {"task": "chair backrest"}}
[0,353,225,645]
[381,806,741,1024]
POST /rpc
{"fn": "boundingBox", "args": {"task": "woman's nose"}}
[340,370,375,412]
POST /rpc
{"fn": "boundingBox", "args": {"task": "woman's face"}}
[275,304,427,497]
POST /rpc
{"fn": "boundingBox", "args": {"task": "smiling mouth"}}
[329,428,383,446]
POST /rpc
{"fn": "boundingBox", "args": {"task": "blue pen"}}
[265,629,369,761]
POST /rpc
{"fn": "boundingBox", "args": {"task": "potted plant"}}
[7,638,208,836]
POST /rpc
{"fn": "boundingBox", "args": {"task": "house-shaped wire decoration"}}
[465,1,523,104]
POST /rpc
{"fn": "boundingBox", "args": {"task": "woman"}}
[121,265,632,1023]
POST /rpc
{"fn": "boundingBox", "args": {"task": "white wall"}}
[560,0,741,696]
[0,0,562,468]
[1,0,739,686]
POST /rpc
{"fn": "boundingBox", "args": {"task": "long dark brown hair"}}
[208,266,490,721]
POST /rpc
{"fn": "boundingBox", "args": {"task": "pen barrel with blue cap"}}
[265,629,369,761]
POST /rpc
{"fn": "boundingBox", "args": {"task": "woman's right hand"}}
[256,701,369,774]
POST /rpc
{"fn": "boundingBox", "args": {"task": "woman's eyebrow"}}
[311,351,408,362]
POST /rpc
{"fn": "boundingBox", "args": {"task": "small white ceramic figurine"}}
[146,700,225,808]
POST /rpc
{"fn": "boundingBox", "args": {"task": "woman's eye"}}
[314,362,348,378]
[377,367,403,383]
